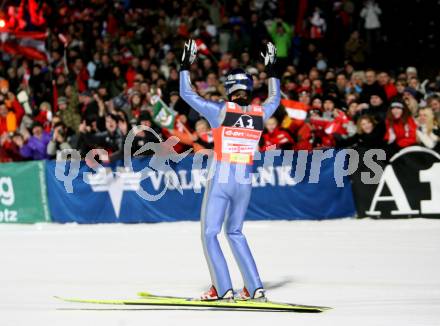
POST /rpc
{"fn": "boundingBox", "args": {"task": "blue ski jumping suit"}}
[180,70,281,297]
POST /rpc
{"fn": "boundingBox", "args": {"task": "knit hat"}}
[57,97,68,105]
[406,66,417,75]
[138,110,152,123]
[390,100,405,109]
[370,91,387,103]
[403,87,417,98]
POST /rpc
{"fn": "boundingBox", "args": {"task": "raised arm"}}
[268,21,277,39]
[282,21,293,37]
[260,42,281,121]
[179,39,224,128]
[179,70,224,128]
[262,77,281,121]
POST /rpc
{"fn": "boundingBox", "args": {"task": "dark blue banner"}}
[45,151,356,223]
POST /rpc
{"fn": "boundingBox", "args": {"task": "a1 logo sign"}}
[367,162,440,216]
[419,162,440,214]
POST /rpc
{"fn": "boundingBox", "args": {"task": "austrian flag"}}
[195,39,210,56]
[281,99,309,121]
[0,30,49,61]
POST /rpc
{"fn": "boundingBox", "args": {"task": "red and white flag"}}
[0,30,49,61]
[281,99,309,121]
[324,110,350,135]
[195,38,210,56]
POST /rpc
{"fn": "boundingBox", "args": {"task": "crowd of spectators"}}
[1,0,439,163]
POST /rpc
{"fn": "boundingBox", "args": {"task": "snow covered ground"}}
[1,218,440,326]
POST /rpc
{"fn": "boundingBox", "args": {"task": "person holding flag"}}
[180,40,280,301]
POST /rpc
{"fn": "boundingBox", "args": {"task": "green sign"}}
[0,161,50,223]
[151,95,176,130]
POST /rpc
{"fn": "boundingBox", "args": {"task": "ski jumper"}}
[180,70,281,297]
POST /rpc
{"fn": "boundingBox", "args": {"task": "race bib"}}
[221,127,262,164]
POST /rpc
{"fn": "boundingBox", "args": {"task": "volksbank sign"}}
[77,165,304,219]
[45,150,357,223]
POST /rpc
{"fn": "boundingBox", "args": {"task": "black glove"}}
[180,39,198,71]
[260,42,277,78]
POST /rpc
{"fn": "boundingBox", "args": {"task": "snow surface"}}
[1,218,440,326]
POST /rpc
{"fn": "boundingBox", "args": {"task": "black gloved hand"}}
[260,42,277,78]
[180,39,198,71]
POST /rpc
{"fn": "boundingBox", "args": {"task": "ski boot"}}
[236,287,267,302]
[200,285,234,301]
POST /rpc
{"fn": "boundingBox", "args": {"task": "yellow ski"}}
[55,294,330,313]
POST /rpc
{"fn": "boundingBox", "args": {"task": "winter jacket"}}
[261,127,294,151]
[416,125,439,150]
[47,139,72,159]
[80,129,124,157]
[193,131,214,152]
[268,21,293,58]
[345,38,366,64]
[384,117,417,149]
[0,99,25,134]
[0,140,24,162]
[335,123,386,149]
[59,87,81,132]
[310,112,351,148]
[360,3,382,29]
[383,83,398,101]
[294,123,313,151]
[20,132,51,160]
[359,81,387,104]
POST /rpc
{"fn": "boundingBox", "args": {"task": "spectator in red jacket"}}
[34,101,53,132]
[192,119,214,153]
[309,97,341,148]
[73,58,89,93]
[378,71,398,100]
[261,117,294,151]
[384,100,417,151]
[0,132,25,162]
[294,122,313,151]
